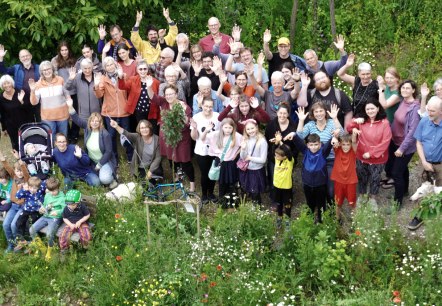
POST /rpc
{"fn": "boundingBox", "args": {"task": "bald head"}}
[426,96,442,122]
[207,17,221,35]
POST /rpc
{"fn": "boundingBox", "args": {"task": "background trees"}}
[0,0,440,82]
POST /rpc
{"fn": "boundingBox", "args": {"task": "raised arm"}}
[377,76,400,109]
[296,72,310,107]
[337,53,356,88]
[262,29,273,60]
[248,67,265,98]
[419,82,430,115]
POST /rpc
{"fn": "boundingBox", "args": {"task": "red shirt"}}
[199,33,232,53]
[331,147,358,184]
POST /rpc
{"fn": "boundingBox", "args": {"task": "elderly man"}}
[147,47,175,84]
[199,17,232,54]
[408,96,442,230]
[304,34,348,88]
[97,24,137,60]
[0,45,41,121]
[297,70,353,127]
[263,29,306,77]
[131,8,178,64]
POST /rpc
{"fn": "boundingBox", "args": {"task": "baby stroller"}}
[18,122,54,180]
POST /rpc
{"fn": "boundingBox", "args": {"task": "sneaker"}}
[4,244,14,254]
[13,240,28,253]
[276,218,282,229]
[285,220,291,230]
[407,217,423,230]
[109,180,118,189]
[201,195,209,205]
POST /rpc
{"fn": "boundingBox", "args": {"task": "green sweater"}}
[42,191,66,219]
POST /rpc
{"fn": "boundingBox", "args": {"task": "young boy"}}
[273,132,295,229]
[292,133,333,224]
[28,177,65,260]
[331,133,358,222]
[59,189,91,253]
[14,176,46,252]
[0,150,30,252]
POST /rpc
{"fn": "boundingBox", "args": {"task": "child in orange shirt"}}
[331,133,358,222]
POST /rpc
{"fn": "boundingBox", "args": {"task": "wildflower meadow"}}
[1,190,442,305]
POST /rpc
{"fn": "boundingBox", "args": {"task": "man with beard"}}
[303,35,348,89]
[0,47,41,122]
[199,17,232,54]
[297,71,353,128]
[262,29,306,78]
[131,8,178,64]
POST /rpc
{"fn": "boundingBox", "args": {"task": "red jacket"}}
[346,118,392,164]
[118,75,160,120]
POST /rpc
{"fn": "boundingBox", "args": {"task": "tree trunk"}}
[329,0,337,39]
[290,0,299,49]
[313,0,318,50]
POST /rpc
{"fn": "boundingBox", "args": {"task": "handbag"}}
[208,136,232,181]
[236,141,257,171]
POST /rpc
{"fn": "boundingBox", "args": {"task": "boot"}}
[34,237,47,253]
[45,246,53,261]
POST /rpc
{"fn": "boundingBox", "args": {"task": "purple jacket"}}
[394,100,420,155]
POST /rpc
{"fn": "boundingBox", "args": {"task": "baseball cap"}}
[65,189,81,204]
[278,37,290,45]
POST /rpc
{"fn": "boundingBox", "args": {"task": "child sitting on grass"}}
[28,177,65,260]
[0,150,30,253]
[59,189,91,254]
[331,133,358,223]
[272,131,294,229]
[14,176,46,252]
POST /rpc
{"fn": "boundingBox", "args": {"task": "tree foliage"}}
[0,0,440,81]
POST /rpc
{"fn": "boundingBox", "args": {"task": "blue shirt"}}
[16,181,46,212]
[192,90,224,116]
[414,117,442,163]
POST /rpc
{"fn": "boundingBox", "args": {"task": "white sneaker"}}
[109,180,118,189]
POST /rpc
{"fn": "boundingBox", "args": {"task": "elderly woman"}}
[118,60,160,134]
[30,61,71,136]
[94,56,131,162]
[159,65,189,103]
[53,133,100,189]
[337,54,379,117]
[147,81,195,192]
[65,59,102,122]
[0,75,33,151]
[347,98,392,207]
[111,119,162,180]
[192,76,223,115]
[66,99,117,188]
[420,78,442,117]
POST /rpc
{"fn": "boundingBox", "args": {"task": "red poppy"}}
[116,255,123,262]
[210,281,217,287]
[216,264,222,271]
[355,229,361,236]
[393,297,401,303]
[392,290,400,297]
[115,214,121,219]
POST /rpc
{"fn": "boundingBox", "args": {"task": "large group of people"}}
[1,8,442,254]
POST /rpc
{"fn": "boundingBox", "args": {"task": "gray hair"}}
[0,75,15,89]
[197,76,212,88]
[39,60,56,79]
[176,33,189,43]
[357,62,372,72]
[102,56,117,69]
[433,78,442,91]
[303,49,317,58]
[271,71,285,83]
[137,60,148,68]
[164,65,179,77]
[161,47,175,59]
[80,58,93,69]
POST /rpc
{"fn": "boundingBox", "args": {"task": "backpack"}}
[310,87,342,106]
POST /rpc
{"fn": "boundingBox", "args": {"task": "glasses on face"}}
[165,93,177,97]
[160,56,170,60]
[202,60,213,64]
[138,67,148,71]
[42,68,52,72]
[111,32,121,38]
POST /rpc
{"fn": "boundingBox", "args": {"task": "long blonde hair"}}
[242,119,264,150]
[217,118,237,149]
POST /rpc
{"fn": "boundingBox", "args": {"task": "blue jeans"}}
[30,217,62,247]
[42,120,68,139]
[326,159,335,205]
[64,172,100,190]
[104,116,133,162]
[2,204,22,246]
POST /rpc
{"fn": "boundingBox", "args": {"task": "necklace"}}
[354,79,372,111]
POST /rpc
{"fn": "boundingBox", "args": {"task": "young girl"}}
[0,150,30,252]
[204,118,242,208]
[272,132,295,229]
[239,119,268,205]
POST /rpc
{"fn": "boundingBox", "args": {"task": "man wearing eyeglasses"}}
[131,8,178,64]
[97,24,137,61]
[199,17,232,54]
